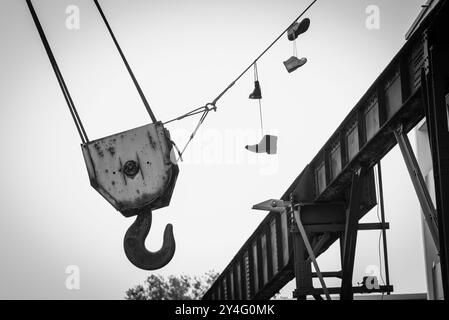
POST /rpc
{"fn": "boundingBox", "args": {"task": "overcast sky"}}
[0,0,428,299]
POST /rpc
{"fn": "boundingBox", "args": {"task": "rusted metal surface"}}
[124,210,176,270]
[82,122,179,270]
[82,122,179,217]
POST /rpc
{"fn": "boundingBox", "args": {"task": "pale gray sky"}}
[0,0,427,299]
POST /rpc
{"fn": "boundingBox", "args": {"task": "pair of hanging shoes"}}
[287,18,311,41]
[245,19,310,155]
[247,65,276,155]
[245,135,278,155]
[284,56,307,73]
[285,18,310,73]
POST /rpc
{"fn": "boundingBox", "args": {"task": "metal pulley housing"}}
[81,122,179,217]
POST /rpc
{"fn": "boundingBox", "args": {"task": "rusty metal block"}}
[82,122,179,217]
[345,121,359,162]
[330,142,342,180]
[315,161,326,195]
[385,67,403,119]
[364,95,380,142]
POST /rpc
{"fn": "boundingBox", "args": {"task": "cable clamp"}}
[205,103,217,113]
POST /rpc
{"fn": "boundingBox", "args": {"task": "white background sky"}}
[0,0,428,299]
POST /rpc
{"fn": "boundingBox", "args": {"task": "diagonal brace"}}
[394,125,440,252]
[293,209,332,300]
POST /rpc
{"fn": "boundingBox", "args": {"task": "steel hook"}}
[123,210,176,270]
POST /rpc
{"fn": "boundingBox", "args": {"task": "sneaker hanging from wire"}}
[287,18,311,41]
[249,63,262,99]
[283,37,307,73]
[284,56,307,73]
[245,135,278,155]
[245,63,278,155]
[249,80,262,99]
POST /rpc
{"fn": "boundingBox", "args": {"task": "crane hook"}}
[123,210,176,270]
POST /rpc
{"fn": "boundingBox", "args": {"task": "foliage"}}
[125,270,219,300]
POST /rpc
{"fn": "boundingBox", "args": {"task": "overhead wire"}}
[26,0,89,143]
[176,105,215,162]
[93,0,158,123]
[254,62,264,136]
[293,39,298,57]
[27,0,318,154]
[210,0,318,106]
[165,0,319,159]
[258,99,264,137]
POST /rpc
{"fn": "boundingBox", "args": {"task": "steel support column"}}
[291,225,313,301]
[427,45,449,298]
[340,169,363,300]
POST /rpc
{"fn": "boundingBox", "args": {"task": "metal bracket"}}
[394,124,440,252]
[252,199,291,213]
